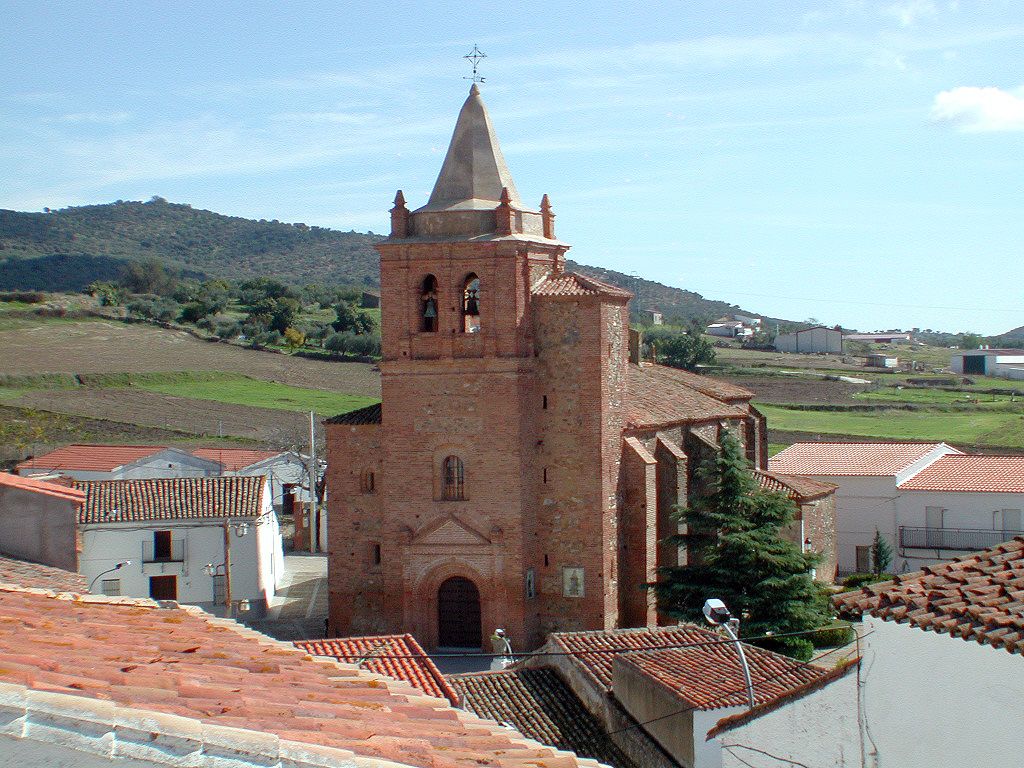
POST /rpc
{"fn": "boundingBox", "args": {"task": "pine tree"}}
[653,430,832,660]
[870,529,893,576]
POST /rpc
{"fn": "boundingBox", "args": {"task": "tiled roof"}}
[833,537,1024,655]
[191,448,282,471]
[0,554,87,592]
[325,402,382,425]
[897,454,1024,493]
[755,471,837,502]
[835,536,1024,655]
[614,644,826,711]
[549,626,826,706]
[16,444,167,473]
[639,363,753,402]
[531,272,633,299]
[74,476,265,524]
[0,586,605,768]
[0,471,85,504]
[626,364,747,429]
[450,667,638,768]
[296,635,459,705]
[769,441,953,476]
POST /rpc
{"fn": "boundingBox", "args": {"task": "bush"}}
[127,296,180,323]
[348,331,381,356]
[810,623,856,648]
[839,572,895,590]
[178,300,218,324]
[324,331,357,354]
[212,318,242,339]
[0,291,45,303]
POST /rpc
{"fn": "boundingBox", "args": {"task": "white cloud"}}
[883,0,937,27]
[931,85,1024,132]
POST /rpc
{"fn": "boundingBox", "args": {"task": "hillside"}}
[0,198,760,323]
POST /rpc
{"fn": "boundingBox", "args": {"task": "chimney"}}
[629,328,642,365]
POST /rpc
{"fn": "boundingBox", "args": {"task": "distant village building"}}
[951,348,1024,380]
[706,320,752,339]
[844,332,913,344]
[360,289,381,309]
[865,353,898,368]
[641,309,663,325]
[773,326,843,354]
[324,85,829,651]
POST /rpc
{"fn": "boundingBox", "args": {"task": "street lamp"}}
[88,560,132,594]
[703,598,755,710]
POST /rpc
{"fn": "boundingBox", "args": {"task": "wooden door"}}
[437,577,481,648]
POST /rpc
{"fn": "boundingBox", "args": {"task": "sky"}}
[1,0,1021,335]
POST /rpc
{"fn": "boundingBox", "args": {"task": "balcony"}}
[899,526,1022,552]
[142,539,185,563]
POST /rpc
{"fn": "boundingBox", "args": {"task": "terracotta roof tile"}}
[450,667,638,768]
[897,454,1024,493]
[0,471,85,504]
[0,554,87,592]
[325,402,382,425]
[0,587,604,768]
[833,537,1024,655]
[74,476,265,523]
[297,635,459,705]
[626,364,748,429]
[16,444,168,473]
[191,448,283,471]
[638,363,753,402]
[769,441,954,476]
[550,626,826,709]
[531,272,632,299]
[755,471,837,502]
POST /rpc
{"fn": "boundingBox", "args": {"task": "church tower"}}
[327,84,636,651]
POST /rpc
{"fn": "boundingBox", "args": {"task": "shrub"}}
[128,297,180,323]
[839,572,895,591]
[0,291,45,303]
[212,318,242,339]
[810,623,856,648]
[324,331,356,354]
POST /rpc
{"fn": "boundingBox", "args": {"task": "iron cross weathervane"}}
[463,45,487,83]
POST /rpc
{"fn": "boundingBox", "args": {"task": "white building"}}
[74,475,283,617]
[950,348,1024,380]
[770,442,1024,574]
[16,444,220,481]
[834,537,1024,768]
[191,448,312,513]
[773,326,843,354]
[706,321,752,339]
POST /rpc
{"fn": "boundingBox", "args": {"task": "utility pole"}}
[308,410,318,554]
[222,519,233,615]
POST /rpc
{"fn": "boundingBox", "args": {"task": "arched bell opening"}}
[462,273,480,333]
[420,274,439,332]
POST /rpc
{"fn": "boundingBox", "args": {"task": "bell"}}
[423,298,437,319]
[464,291,479,316]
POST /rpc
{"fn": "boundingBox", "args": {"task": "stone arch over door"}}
[413,559,492,650]
[437,576,482,648]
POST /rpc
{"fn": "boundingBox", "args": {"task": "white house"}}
[773,326,843,354]
[190,448,312,513]
[706,321,752,339]
[74,475,283,617]
[950,348,1024,380]
[16,444,220,481]
[834,538,1024,768]
[769,442,963,573]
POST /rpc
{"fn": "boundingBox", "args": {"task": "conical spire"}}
[423,84,521,211]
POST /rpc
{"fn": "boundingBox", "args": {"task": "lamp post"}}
[703,598,755,710]
[88,560,132,594]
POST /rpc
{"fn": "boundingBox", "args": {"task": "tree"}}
[957,332,983,350]
[653,430,832,660]
[247,296,300,334]
[870,529,893,576]
[283,326,306,350]
[650,324,716,371]
[333,300,377,335]
[120,257,177,296]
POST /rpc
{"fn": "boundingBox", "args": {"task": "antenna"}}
[463,45,487,83]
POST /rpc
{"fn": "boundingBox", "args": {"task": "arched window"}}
[442,455,465,500]
[421,275,439,332]
[462,273,480,333]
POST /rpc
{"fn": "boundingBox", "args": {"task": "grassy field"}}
[854,387,1020,405]
[758,403,1024,449]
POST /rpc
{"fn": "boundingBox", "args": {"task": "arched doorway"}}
[437,576,482,648]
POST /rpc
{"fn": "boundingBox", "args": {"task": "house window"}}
[462,273,480,333]
[442,456,465,500]
[562,567,584,598]
[421,275,439,332]
[101,579,121,597]
[360,469,376,494]
[154,530,172,561]
[855,546,871,574]
[999,509,1022,537]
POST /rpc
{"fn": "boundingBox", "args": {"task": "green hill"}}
[0,198,760,323]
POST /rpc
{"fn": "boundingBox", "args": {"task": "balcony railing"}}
[899,526,1023,552]
[142,539,185,563]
